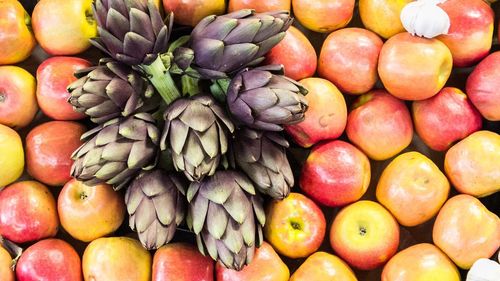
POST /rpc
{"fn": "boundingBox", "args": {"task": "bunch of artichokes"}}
[68,0,308,270]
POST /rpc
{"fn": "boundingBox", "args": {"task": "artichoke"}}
[189,9,293,79]
[68,58,158,124]
[186,170,265,270]
[232,128,293,199]
[227,65,308,131]
[125,169,186,250]
[71,113,159,190]
[160,95,235,182]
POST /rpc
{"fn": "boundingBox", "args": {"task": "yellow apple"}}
[0,124,24,187]
[359,0,413,39]
[290,252,358,281]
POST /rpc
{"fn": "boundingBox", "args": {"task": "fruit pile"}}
[0,0,499,280]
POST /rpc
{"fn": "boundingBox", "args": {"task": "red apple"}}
[346,90,413,160]
[292,0,355,33]
[265,26,317,81]
[0,246,14,281]
[412,87,482,151]
[153,243,214,281]
[318,27,383,95]
[466,51,500,121]
[300,140,370,207]
[16,239,82,281]
[0,181,59,243]
[330,200,400,270]
[437,0,494,67]
[0,0,36,65]
[285,78,347,148]
[36,56,91,120]
[228,0,291,12]
[26,121,86,186]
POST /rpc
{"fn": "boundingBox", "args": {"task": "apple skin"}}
[0,66,37,129]
[0,0,36,65]
[412,87,482,151]
[465,51,500,121]
[437,0,494,67]
[216,242,289,281]
[300,140,370,207]
[378,32,453,101]
[265,26,317,81]
[36,57,91,120]
[433,194,500,269]
[228,0,291,12]
[318,27,383,95]
[26,121,86,186]
[0,124,24,188]
[376,152,450,227]
[58,179,125,242]
[444,131,500,197]
[359,0,412,39]
[0,246,14,281]
[381,243,460,281]
[32,0,96,55]
[292,0,355,33]
[16,239,82,281]
[285,78,347,148]
[330,200,400,271]
[0,181,59,244]
[264,193,326,259]
[163,0,225,27]
[153,243,214,281]
[289,252,357,281]
[83,237,152,281]
[346,90,413,160]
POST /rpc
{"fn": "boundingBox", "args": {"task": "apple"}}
[444,131,500,197]
[465,51,500,121]
[0,0,36,65]
[58,179,125,242]
[216,242,289,281]
[265,26,317,81]
[26,121,86,186]
[292,0,355,33]
[376,152,450,227]
[0,246,14,281]
[346,90,413,160]
[300,140,370,207]
[318,27,383,95]
[289,252,357,281]
[0,181,59,243]
[433,194,500,269]
[359,0,412,39]
[228,0,291,12]
[381,243,460,281]
[378,32,453,100]
[36,57,91,121]
[264,193,326,259]
[153,243,214,281]
[412,87,482,151]
[0,66,37,129]
[163,0,225,27]
[16,239,82,281]
[330,200,399,270]
[285,78,347,148]
[83,237,152,281]
[437,0,494,67]
[0,124,24,188]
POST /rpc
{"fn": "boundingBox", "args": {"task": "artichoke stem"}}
[141,56,181,105]
[0,235,23,270]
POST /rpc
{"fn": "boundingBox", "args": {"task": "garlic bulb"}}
[400,0,450,38]
[466,258,500,281]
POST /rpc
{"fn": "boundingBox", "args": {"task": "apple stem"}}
[359,227,367,236]
[139,55,181,105]
[0,93,5,103]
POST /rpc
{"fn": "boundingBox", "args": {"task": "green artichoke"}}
[232,128,293,199]
[189,9,293,79]
[227,65,308,131]
[71,113,159,190]
[68,58,158,124]
[160,95,235,182]
[186,170,265,270]
[125,169,186,250]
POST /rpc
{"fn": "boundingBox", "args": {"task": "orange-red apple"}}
[163,0,225,27]
[285,78,347,148]
[433,194,500,269]
[0,246,13,281]
[0,124,24,187]
[264,193,326,259]
[292,0,355,33]
[346,90,413,160]
[228,0,291,12]
[318,27,383,95]
[330,200,399,270]
[289,252,357,281]
[359,0,412,39]
[378,32,453,100]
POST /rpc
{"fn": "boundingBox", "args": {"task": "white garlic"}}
[466,258,500,281]
[400,0,450,39]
